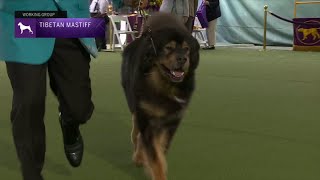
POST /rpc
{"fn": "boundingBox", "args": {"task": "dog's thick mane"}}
[123,13,199,76]
[121,13,200,112]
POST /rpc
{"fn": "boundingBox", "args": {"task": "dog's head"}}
[140,13,200,83]
[18,22,22,26]
[155,39,191,83]
[298,28,304,32]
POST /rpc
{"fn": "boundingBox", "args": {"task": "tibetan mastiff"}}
[121,13,200,180]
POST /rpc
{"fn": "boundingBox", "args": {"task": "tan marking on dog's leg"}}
[144,131,168,180]
[133,133,145,167]
[131,113,139,149]
[131,113,145,166]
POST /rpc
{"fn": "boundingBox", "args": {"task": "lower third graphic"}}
[14,18,105,38]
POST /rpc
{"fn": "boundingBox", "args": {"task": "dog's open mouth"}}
[160,65,185,82]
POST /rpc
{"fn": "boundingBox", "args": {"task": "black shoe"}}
[59,114,84,167]
[203,45,215,50]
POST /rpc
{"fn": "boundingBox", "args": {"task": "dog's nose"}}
[177,56,187,64]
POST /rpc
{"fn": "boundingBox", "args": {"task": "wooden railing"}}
[294,0,320,17]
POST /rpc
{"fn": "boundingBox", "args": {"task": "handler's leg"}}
[6,62,47,180]
[48,38,94,167]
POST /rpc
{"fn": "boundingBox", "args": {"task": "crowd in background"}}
[90,0,221,50]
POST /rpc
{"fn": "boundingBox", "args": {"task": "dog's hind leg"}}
[312,32,320,40]
[312,33,317,40]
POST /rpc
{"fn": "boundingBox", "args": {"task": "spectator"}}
[90,0,110,50]
[159,0,189,25]
[203,0,221,50]
[185,0,199,33]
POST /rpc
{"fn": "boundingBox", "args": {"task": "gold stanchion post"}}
[107,4,114,51]
[294,0,297,18]
[263,5,268,51]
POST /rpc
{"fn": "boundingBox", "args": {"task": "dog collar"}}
[146,26,157,56]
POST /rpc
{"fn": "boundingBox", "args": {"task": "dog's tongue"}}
[171,71,184,78]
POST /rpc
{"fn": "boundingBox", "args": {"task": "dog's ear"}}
[140,52,154,73]
[124,36,157,73]
[139,37,157,73]
[189,36,200,71]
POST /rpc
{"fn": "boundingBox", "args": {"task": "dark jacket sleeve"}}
[206,0,221,22]
[209,0,219,8]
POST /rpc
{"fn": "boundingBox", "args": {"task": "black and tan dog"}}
[121,13,200,180]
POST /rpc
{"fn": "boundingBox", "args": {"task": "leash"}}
[134,0,157,55]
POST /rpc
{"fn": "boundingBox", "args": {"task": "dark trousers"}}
[90,13,109,50]
[6,38,94,180]
[95,36,107,50]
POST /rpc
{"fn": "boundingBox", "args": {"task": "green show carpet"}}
[0,48,320,180]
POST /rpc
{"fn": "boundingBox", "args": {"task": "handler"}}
[0,0,98,179]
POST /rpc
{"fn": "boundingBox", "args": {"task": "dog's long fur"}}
[121,13,200,180]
